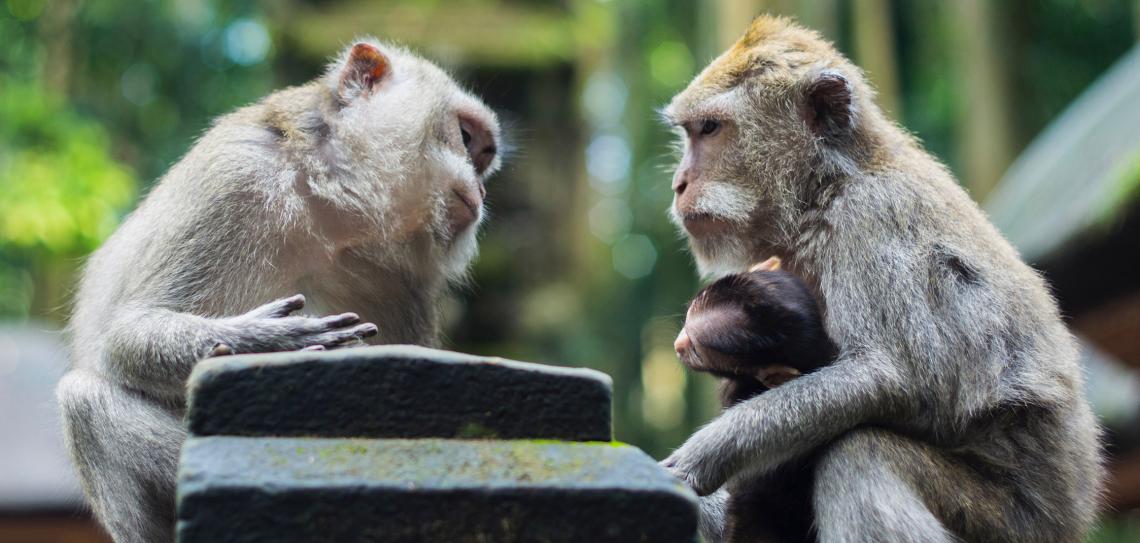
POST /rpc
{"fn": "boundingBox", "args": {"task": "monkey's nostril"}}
[459,115,497,175]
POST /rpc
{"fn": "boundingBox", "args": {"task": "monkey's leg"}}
[57,369,184,543]
[725,456,817,543]
[813,428,1032,543]
[698,487,729,543]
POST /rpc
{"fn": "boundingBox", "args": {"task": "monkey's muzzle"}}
[447,187,482,236]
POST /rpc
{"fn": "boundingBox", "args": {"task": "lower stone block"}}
[177,437,697,543]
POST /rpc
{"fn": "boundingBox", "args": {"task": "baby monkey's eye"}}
[461,126,472,146]
[699,119,721,137]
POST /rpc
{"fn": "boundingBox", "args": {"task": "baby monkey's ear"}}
[339,43,391,101]
[749,256,782,272]
[802,69,855,140]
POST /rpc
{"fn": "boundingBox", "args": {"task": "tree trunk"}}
[851,0,902,119]
[951,0,1017,201]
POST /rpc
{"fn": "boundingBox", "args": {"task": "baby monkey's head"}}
[675,257,835,392]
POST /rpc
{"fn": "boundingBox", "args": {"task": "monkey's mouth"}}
[680,212,732,237]
[447,188,482,237]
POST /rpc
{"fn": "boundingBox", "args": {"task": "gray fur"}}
[661,16,1102,542]
[57,39,500,543]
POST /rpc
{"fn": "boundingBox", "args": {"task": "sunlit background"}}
[2,0,1139,541]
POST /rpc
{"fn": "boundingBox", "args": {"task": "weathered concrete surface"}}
[177,437,697,543]
[186,346,612,442]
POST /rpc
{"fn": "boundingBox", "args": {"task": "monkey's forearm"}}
[663,358,898,495]
[102,296,375,394]
[723,360,896,469]
[102,307,227,393]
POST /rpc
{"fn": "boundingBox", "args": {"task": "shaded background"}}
[2,0,1139,541]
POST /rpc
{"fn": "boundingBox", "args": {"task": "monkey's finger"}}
[250,294,307,319]
[311,323,378,347]
[330,338,368,350]
[320,312,361,329]
[209,343,234,357]
[749,256,782,272]
[301,345,327,352]
[354,323,378,339]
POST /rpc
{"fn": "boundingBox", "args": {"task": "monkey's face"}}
[329,42,502,278]
[662,18,864,277]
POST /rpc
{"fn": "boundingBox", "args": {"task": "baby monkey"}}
[674,257,836,542]
[675,257,836,406]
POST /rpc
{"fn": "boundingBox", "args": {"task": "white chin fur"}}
[691,182,756,222]
[442,222,480,281]
[667,184,756,280]
[690,235,752,280]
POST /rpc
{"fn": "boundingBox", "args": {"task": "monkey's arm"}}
[103,295,376,395]
[662,355,900,496]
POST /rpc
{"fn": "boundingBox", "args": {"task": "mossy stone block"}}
[176,437,697,543]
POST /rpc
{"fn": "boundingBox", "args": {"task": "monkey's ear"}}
[802,70,855,140]
[338,43,391,101]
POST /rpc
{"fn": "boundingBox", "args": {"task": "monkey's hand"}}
[221,294,378,354]
[660,422,734,496]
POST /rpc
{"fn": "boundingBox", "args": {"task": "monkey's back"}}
[67,106,305,379]
[805,137,1104,534]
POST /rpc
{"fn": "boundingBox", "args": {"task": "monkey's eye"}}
[460,127,472,147]
[698,119,721,137]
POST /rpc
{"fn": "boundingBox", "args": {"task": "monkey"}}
[55,39,501,543]
[658,15,1102,543]
[675,256,837,405]
[674,256,836,542]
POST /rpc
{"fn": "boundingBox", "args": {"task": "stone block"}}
[177,437,697,543]
[186,346,612,442]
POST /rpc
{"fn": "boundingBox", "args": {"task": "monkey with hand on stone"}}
[675,256,834,542]
[57,40,501,543]
[660,15,1102,543]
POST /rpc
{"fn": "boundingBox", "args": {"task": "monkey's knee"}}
[57,369,182,543]
[813,429,953,543]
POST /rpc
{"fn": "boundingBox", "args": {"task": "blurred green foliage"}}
[0,0,276,319]
[0,80,133,254]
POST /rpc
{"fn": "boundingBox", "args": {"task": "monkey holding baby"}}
[57,41,501,543]
[662,15,1102,543]
[675,256,833,542]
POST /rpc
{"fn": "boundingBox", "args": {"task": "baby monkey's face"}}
[675,257,831,389]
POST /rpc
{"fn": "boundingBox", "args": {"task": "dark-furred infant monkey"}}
[675,256,834,542]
